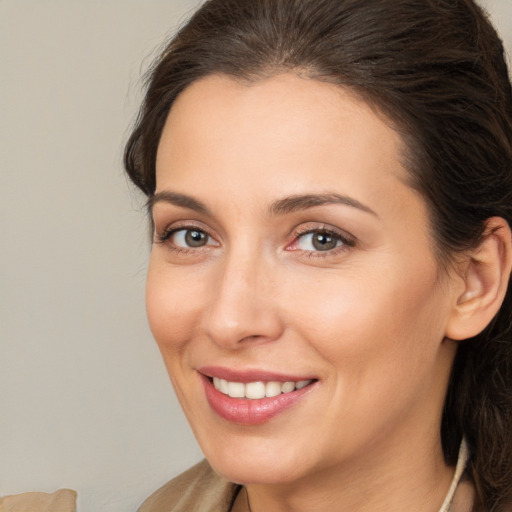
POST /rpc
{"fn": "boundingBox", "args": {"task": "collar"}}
[438,438,471,512]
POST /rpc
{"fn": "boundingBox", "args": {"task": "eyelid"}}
[286,223,356,255]
[153,220,219,247]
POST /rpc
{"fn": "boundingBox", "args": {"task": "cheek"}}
[145,260,205,353]
[284,262,451,441]
[286,259,447,376]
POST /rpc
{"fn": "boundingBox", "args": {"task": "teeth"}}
[219,378,229,394]
[246,381,265,399]
[228,382,245,398]
[281,381,295,393]
[265,381,282,397]
[212,378,313,399]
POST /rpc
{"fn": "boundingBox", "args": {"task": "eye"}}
[155,225,218,250]
[287,225,355,256]
[173,228,210,248]
[297,231,344,251]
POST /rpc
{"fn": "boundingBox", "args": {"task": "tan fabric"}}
[138,444,474,512]
[0,489,77,512]
[450,478,476,512]
[439,439,473,512]
[137,460,240,512]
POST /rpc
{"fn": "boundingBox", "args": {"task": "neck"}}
[239,433,455,512]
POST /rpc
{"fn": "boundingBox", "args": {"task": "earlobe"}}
[445,217,512,341]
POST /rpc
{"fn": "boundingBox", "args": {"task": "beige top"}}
[138,460,239,512]
[137,441,474,512]
[0,489,77,512]
[0,443,473,512]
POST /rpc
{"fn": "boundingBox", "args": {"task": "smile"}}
[199,369,318,425]
[212,377,313,399]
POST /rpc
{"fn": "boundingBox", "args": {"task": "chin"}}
[199,435,314,485]
[211,457,304,486]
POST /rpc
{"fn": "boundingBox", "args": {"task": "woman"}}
[125,1,512,511]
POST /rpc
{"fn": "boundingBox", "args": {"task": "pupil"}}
[313,233,335,251]
[185,230,206,247]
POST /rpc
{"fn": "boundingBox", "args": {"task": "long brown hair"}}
[124,1,512,510]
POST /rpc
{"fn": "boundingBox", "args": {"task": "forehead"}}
[155,73,422,222]
[158,74,406,178]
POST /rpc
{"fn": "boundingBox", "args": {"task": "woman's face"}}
[147,73,460,485]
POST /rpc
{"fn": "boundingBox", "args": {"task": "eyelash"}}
[154,224,214,252]
[153,224,355,257]
[289,226,355,258]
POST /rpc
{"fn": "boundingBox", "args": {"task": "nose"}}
[202,251,284,349]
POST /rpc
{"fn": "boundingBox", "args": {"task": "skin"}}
[147,73,467,512]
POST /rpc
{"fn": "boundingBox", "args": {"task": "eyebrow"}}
[148,191,377,218]
[268,193,378,217]
[147,191,210,215]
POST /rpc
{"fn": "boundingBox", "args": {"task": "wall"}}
[1,2,204,511]
[1,1,510,511]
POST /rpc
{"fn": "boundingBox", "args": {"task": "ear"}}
[445,217,512,341]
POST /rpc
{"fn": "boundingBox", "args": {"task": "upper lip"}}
[198,365,317,383]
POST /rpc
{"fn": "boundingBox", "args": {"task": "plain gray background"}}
[1,1,511,511]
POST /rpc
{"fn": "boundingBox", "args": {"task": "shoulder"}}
[137,460,240,512]
[0,489,77,511]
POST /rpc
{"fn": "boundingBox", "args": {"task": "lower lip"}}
[201,374,316,425]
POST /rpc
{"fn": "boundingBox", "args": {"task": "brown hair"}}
[124,1,512,509]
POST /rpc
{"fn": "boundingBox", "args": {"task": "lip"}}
[198,366,318,425]
[199,365,316,383]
